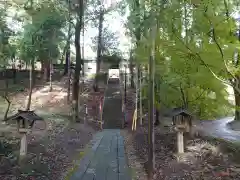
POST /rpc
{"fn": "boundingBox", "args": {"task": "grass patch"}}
[87,74,96,79]
[64,147,90,180]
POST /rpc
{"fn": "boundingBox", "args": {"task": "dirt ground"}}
[0,76,105,179]
[123,89,240,180]
[123,126,240,180]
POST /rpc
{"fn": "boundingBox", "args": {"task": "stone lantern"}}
[171,108,193,154]
[5,110,43,158]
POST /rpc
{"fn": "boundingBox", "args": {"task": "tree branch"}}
[188,89,207,103]
[203,12,236,81]
[179,83,187,108]
[171,22,232,88]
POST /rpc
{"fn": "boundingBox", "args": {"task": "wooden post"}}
[19,126,30,160]
[20,133,27,157]
[177,131,184,154]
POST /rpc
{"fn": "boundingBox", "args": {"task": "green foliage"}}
[102,53,122,69]
[91,27,120,55]
[16,0,67,64]
[126,0,237,119]
[0,8,14,67]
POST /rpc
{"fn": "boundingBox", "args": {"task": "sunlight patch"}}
[113,91,120,95]
[176,140,221,164]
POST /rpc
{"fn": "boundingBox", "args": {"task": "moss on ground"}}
[64,146,90,180]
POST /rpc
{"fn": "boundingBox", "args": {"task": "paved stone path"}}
[195,116,240,142]
[70,130,131,180]
[102,80,123,129]
[70,80,131,180]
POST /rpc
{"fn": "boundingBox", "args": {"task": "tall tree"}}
[94,5,104,92]
[72,0,84,121]
[87,0,125,91]
[126,0,234,120]
[0,7,13,121]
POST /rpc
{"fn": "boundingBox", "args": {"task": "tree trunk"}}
[129,56,135,88]
[49,59,53,92]
[19,60,22,70]
[234,87,240,120]
[61,42,68,68]
[72,0,84,121]
[94,10,104,92]
[3,96,11,122]
[135,67,138,123]
[26,59,34,111]
[139,69,143,125]
[12,59,17,84]
[43,60,50,81]
[72,21,81,121]
[2,70,11,122]
[64,48,70,75]
[25,61,28,70]
[67,44,71,102]
[80,19,84,84]
[147,20,157,180]
[137,65,141,117]
[40,60,44,78]
[64,22,71,76]
[32,63,36,86]
[154,109,160,126]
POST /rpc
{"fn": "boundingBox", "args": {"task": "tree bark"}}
[43,60,50,81]
[2,69,11,121]
[94,9,104,92]
[64,47,70,75]
[49,59,53,91]
[72,0,84,121]
[139,69,143,125]
[80,17,84,84]
[26,58,34,111]
[64,21,71,76]
[72,21,81,120]
[3,96,11,121]
[67,44,71,102]
[234,87,240,120]
[129,60,135,88]
[154,109,160,126]
[12,59,17,84]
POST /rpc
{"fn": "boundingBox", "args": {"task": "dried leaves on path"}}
[0,77,101,180]
[0,121,96,180]
[124,126,240,180]
[123,88,240,179]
